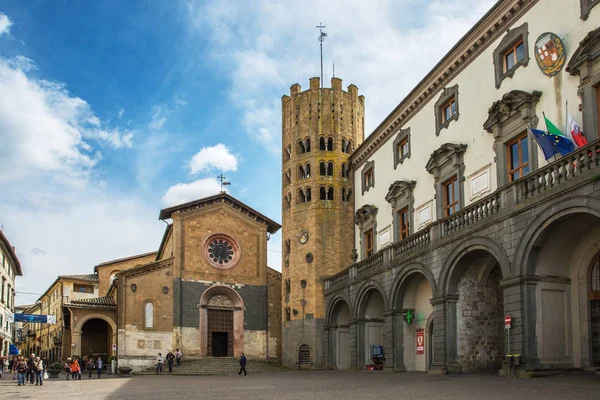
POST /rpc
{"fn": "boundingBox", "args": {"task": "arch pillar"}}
[428,295,460,374]
[392,310,407,372]
[382,310,394,370]
[71,331,81,357]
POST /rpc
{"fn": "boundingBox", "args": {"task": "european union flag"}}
[528,127,575,160]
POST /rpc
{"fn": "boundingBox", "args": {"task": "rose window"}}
[203,234,241,269]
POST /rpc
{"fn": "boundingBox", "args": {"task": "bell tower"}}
[281,77,365,368]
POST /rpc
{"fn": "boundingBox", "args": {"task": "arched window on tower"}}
[305,187,312,201]
[319,186,327,200]
[341,163,348,178]
[284,193,291,210]
[297,188,306,203]
[319,161,326,176]
[305,163,311,178]
[327,186,334,200]
[342,138,347,153]
[284,145,291,162]
[297,140,306,154]
[144,301,154,328]
[284,169,292,185]
[327,137,333,151]
[327,162,334,176]
[346,140,353,154]
[304,137,311,152]
[319,136,326,151]
[342,188,352,203]
[298,165,306,179]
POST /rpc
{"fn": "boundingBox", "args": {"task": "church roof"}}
[66,296,116,309]
[94,251,158,272]
[158,192,281,234]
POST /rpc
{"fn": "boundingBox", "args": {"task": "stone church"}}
[28,193,282,371]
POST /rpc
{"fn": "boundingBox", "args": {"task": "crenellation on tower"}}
[281,77,365,369]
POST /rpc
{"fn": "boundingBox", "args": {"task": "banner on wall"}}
[416,328,424,355]
[13,314,56,324]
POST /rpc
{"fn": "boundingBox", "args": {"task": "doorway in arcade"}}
[401,274,433,371]
[358,289,385,367]
[80,319,111,362]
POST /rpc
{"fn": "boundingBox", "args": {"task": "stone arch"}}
[326,295,352,370]
[438,235,510,296]
[72,313,117,358]
[326,294,353,325]
[199,285,244,357]
[391,262,437,308]
[514,195,600,276]
[353,280,388,318]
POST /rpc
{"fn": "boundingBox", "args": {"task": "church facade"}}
[283,0,600,376]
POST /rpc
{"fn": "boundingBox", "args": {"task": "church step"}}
[138,358,288,375]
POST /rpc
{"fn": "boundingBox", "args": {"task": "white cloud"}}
[150,104,167,130]
[189,143,238,174]
[187,0,496,153]
[161,178,223,207]
[118,108,125,118]
[0,56,134,183]
[0,12,11,36]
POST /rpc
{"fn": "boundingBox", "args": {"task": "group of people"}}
[5,354,46,386]
[155,348,183,374]
[63,356,104,380]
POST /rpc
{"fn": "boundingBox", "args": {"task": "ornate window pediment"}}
[483,90,542,135]
[425,143,467,180]
[354,204,378,227]
[434,85,459,135]
[361,160,375,194]
[566,27,600,77]
[385,180,416,209]
[393,128,411,168]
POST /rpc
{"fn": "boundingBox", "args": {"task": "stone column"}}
[428,295,459,374]
[445,294,460,372]
[71,331,81,357]
[355,319,366,369]
[393,310,406,372]
[383,310,394,370]
[349,319,358,370]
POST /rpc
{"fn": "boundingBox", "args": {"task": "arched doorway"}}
[199,286,244,357]
[81,319,111,361]
[356,287,386,367]
[441,243,508,373]
[590,255,600,367]
[521,212,600,368]
[394,272,433,372]
[327,299,351,369]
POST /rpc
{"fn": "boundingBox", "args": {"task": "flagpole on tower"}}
[317,23,327,88]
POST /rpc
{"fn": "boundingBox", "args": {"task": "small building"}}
[0,230,22,358]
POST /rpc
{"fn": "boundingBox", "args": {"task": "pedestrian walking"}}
[33,357,44,386]
[86,357,95,378]
[9,355,17,380]
[175,348,182,366]
[70,357,81,380]
[16,357,27,386]
[26,353,35,384]
[166,352,174,373]
[96,357,103,379]
[238,352,247,376]
[64,358,72,380]
[156,353,163,374]
[0,356,5,378]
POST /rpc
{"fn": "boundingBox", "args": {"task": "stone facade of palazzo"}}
[283,0,600,375]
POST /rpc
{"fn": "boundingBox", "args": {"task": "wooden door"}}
[207,309,233,357]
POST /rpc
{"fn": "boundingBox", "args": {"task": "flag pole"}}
[565,100,568,135]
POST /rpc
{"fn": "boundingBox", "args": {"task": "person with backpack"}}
[15,357,27,386]
[33,357,44,386]
[86,357,95,378]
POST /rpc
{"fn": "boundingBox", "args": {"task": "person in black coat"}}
[238,353,247,376]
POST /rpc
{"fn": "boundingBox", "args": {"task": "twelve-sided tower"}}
[281,77,364,368]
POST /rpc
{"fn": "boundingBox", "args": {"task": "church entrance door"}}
[207,309,233,357]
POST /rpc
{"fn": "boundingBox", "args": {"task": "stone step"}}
[137,358,288,375]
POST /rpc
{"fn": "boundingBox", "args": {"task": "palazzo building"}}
[283,0,600,375]
[19,193,282,371]
[0,231,21,357]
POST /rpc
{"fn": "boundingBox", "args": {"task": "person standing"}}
[26,353,35,384]
[175,349,182,366]
[156,353,163,375]
[33,357,44,386]
[166,352,174,373]
[96,357,103,379]
[16,357,27,386]
[64,358,72,380]
[86,357,95,378]
[9,355,17,380]
[70,357,81,380]
[238,353,247,376]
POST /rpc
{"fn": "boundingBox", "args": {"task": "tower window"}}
[297,138,311,154]
[341,163,348,178]
[342,188,352,203]
[327,162,334,176]
[327,137,333,151]
[319,161,326,176]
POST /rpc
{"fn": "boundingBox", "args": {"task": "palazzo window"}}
[144,301,154,328]
[507,133,530,182]
[393,128,411,168]
[74,284,93,294]
[361,160,375,194]
[355,204,378,260]
[398,207,410,240]
[364,229,374,257]
[443,176,459,217]
[493,23,529,88]
[434,85,459,135]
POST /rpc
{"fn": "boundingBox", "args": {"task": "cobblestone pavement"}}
[0,371,598,400]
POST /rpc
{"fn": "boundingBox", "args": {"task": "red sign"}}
[416,328,424,355]
[505,315,512,325]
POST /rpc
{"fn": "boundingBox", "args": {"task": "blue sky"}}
[0,0,495,304]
